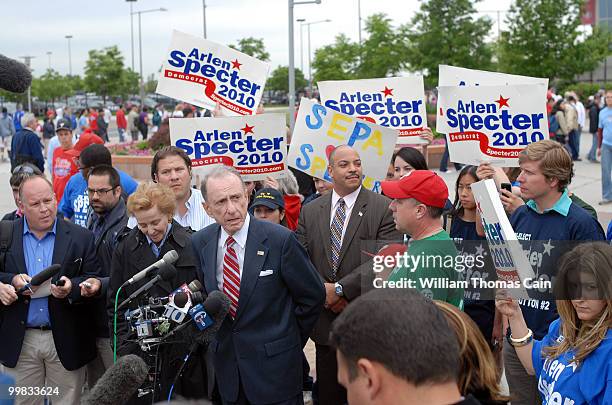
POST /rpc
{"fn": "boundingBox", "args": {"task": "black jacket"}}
[107,220,207,401]
[0,218,102,370]
[87,198,129,337]
[589,102,600,134]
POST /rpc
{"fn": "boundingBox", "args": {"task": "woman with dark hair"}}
[392,146,429,179]
[497,242,612,405]
[249,187,287,227]
[449,165,503,357]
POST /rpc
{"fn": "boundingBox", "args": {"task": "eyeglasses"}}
[12,165,35,175]
[87,186,117,197]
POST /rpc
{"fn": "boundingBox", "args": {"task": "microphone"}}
[118,263,177,311]
[188,290,231,345]
[17,264,61,294]
[0,54,32,93]
[162,280,205,323]
[124,250,178,286]
[81,354,148,405]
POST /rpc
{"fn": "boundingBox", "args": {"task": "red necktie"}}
[223,236,240,318]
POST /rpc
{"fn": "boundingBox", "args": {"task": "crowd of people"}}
[0,95,609,405]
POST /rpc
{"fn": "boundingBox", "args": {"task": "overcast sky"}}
[2,0,511,80]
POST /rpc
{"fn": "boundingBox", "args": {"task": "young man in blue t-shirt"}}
[503,140,605,405]
[597,90,612,205]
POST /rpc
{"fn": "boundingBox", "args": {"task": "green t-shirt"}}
[388,230,463,308]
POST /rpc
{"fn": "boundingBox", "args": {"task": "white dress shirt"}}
[215,214,250,291]
[330,186,361,246]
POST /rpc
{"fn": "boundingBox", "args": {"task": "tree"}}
[144,73,158,94]
[498,0,611,83]
[311,34,360,83]
[229,37,270,61]
[403,0,493,88]
[356,13,409,78]
[31,69,71,103]
[266,66,307,92]
[84,46,128,104]
[120,68,140,99]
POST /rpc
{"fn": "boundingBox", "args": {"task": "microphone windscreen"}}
[191,291,205,304]
[0,54,32,93]
[30,264,62,286]
[173,292,189,308]
[204,290,231,318]
[82,354,148,405]
[158,263,177,281]
[188,279,203,292]
[162,250,179,264]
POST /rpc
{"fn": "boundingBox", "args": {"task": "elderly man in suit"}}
[0,175,102,405]
[296,145,401,404]
[192,166,325,405]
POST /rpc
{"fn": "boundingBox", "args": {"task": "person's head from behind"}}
[393,147,428,180]
[549,242,612,364]
[330,289,461,405]
[452,165,478,216]
[328,145,363,196]
[98,107,104,115]
[88,165,122,215]
[201,166,248,236]
[276,170,299,196]
[314,176,333,196]
[151,146,192,202]
[381,170,448,237]
[435,301,508,402]
[517,140,573,202]
[19,176,57,234]
[76,142,111,179]
[1,107,7,115]
[10,164,43,208]
[250,188,285,225]
[21,112,37,131]
[182,107,194,118]
[127,182,175,244]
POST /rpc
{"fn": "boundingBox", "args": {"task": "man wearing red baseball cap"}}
[380,170,463,308]
[65,132,104,160]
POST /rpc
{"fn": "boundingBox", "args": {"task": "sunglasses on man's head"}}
[12,165,35,175]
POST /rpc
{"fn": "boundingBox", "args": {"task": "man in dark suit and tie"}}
[192,166,325,405]
[296,145,401,404]
[0,175,102,405]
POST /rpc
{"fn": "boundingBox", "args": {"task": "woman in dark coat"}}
[107,181,207,403]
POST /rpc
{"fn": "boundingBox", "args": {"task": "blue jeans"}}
[568,129,580,160]
[602,144,612,201]
[439,136,462,172]
[588,132,598,161]
[117,127,126,142]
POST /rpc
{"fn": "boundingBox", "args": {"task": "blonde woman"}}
[496,242,612,405]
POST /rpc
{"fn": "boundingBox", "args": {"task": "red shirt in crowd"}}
[116,108,127,129]
[52,147,79,204]
[89,112,98,132]
[283,194,302,231]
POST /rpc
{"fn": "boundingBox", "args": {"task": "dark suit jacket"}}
[191,216,325,404]
[296,187,402,345]
[0,218,101,370]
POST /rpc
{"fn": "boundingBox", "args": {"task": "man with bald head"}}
[0,175,102,405]
[296,145,401,404]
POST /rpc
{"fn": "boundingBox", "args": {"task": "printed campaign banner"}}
[438,65,549,88]
[318,77,427,144]
[436,84,548,166]
[170,113,287,181]
[157,30,270,116]
[287,98,398,192]
[471,179,535,299]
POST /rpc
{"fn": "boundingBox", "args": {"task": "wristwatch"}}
[334,282,344,297]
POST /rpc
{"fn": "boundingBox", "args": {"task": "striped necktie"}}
[330,198,346,280]
[223,236,240,318]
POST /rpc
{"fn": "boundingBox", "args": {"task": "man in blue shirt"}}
[503,140,605,405]
[0,175,102,404]
[597,90,612,205]
[59,143,137,227]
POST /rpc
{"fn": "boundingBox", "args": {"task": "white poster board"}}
[170,114,287,181]
[157,30,270,116]
[438,65,549,88]
[287,98,398,192]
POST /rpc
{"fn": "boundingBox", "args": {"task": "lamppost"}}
[202,0,207,39]
[46,51,52,71]
[20,56,34,112]
[288,0,323,131]
[131,7,167,106]
[305,19,331,96]
[65,35,73,75]
[126,0,137,71]
[297,18,305,72]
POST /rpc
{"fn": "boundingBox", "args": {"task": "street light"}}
[65,35,73,75]
[126,0,138,71]
[305,19,331,96]
[288,0,323,131]
[20,56,34,112]
[132,7,168,106]
[46,51,52,71]
[202,0,208,39]
[297,19,305,72]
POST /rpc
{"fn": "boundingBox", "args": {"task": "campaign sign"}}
[436,84,548,166]
[157,30,270,116]
[471,179,535,299]
[438,64,549,87]
[170,113,287,181]
[287,98,398,192]
[318,77,427,144]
